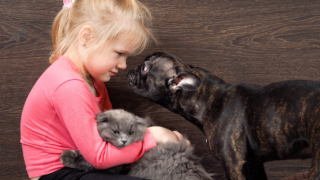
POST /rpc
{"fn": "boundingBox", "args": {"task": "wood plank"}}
[1,0,320,179]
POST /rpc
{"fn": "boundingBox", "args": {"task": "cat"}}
[60,109,214,180]
[60,109,150,172]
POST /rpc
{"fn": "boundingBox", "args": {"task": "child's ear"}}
[79,25,94,47]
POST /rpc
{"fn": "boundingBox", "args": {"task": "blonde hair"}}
[50,0,156,80]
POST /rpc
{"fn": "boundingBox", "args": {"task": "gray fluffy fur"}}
[60,109,213,180]
[129,140,213,180]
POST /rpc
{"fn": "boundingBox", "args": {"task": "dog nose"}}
[122,141,127,145]
[127,71,138,85]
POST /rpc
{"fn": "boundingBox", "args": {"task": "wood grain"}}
[1,0,320,179]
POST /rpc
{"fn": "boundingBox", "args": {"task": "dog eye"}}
[141,64,148,72]
[128,131,134,136]
[113,130,120,135]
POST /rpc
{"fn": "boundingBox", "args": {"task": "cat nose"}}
[122,140,127,145]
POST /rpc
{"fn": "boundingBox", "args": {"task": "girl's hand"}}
[148,126,190,145]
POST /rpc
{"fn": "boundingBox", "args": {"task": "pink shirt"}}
[20,56,157,178]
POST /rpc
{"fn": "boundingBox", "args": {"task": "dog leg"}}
[308,156,320,180]
[307,147,320,179]
[222,159,267,180]
[241,145,268,180]
[223,162,246,180]
[307,122,320,180]
[242,160,268,180]
[219,143,267,180]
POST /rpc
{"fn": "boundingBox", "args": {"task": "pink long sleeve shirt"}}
[20,56,157,178]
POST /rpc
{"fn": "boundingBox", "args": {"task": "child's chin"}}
[101,76,111,82]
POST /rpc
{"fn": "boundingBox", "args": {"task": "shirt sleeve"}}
[51,80,157,169]
[97,80,113,110]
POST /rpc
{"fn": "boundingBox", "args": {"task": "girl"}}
[20,0,186,180]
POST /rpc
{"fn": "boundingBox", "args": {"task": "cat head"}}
[96,109,152,149]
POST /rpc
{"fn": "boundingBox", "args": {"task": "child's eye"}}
[113,130,120,135]
[117,52,123,56]
[128,131,134,136]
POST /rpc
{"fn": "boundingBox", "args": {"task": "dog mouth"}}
[126,65,151,99]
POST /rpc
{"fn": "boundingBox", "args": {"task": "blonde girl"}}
[21,0,185,180]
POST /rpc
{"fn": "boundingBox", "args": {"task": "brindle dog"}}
[126,52,320,180]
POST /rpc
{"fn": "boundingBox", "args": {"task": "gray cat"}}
[60,109,214,180]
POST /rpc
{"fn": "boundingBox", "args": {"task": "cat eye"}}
[113,130,120,135]
[128,131,134,136]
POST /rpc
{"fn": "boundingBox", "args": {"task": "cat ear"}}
[96,112,108,122]
[168,72,201,93]
[135,116,153,127]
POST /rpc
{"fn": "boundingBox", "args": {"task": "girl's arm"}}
[52,80,156,169]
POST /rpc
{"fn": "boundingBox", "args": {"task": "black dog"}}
[127,52,320,180]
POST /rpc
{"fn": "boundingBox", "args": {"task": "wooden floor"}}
[1,0,320,179]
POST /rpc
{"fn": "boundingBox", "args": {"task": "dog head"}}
[127,52,202,110]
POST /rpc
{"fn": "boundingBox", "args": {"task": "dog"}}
[126,52,320,180]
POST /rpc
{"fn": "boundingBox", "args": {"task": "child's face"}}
[84,36,138,82]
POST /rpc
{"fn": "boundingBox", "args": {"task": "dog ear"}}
[168,72,201,92]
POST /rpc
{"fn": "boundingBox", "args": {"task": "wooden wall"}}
[1,0,320,179]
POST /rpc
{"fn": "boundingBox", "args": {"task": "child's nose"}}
[117,59,127,70]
